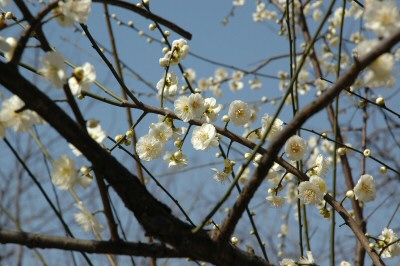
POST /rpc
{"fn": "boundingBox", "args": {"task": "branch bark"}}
[216,29,400,266]
[0,230,182,258]
[0,63,270,266]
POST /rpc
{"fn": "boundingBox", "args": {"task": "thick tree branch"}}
[0,65,270,266]
[216,29,400,266]
[0,230,183,258]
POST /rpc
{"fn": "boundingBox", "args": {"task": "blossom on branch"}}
[261,113,283,141]
[136,135,165,161]
[55,0,92,27]
[39,51,67,88]
[354,174,376,202]
[355,40,395,88]
[0,95,43,132]
[51,156,78,190]
[156,72,178,100]
[377,228,400,258]
[74,201,104,234]
[191,123,219,150]
[298,179,324,205]
[159,39,189,67]
[68,62,96,96]
[364,0,400,38]
[228,100,251,126]
[174,93,205,122]
[285,135,308,161]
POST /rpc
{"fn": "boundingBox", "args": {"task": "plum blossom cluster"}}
[157,72,179,101]
[373,228,400,258]
[0,95,44,139]
[70,120,107,156]
[39,51,96,93]
[51,155,104,235]
[54,0,92,27]
[159,39,189,67]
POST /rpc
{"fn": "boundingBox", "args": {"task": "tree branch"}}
[92,0,192,40]
[216,29,400,266]
[0,64,270,266]
[0,230,183,258]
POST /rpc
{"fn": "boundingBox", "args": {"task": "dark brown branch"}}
[92,0,192,40]
[296,7,367,265]
[0,230,182,258]
[0,65,270,266]
[216,29,400,266]
[11,0,56,64]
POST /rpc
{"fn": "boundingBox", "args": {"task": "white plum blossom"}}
[74,201,104,233]
[249,77,262,90]
[202,97,222,123]
[70,121,107,156]
[163,150,188,169]
[174,93,205,122]
[68,63,96,95]
[191,123,219,150]
[364,0,400,38]
[188,93,206,118]
[159,39,189,67]
[377,228,400,258]
[211,168,230,183]
[233,0,245,7]
[184,68,196,82]
[2,37,16,62]
[298,180,324,205]
[149,122,173,143]
[174,96,192,122]
[215,68,228,80]
[279,258,296,266]
[355,40,395,88]
[261,113,283,141]
[51,156,79,190]
[87,121,107,143]
[298,251,315,265]
[56,0,92,27]
[157,72,178,100]
[285,135,308,161]
[228,100,252,126]
[0,95,42,132]
[309,175,327,194]
[354,174,376,202]
[136,135,165,161]
[40,51,67,88]
[310,154,330,176]
[340,261,352,266]
[229,80,244,92]
[266,194,286,208]
[197,78,210,91]
[253,2,278,22]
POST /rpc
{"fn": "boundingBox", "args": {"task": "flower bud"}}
[115,134,124,143]
[5,12,13,19]
[375,97,385,106]
[346,190,355,198]
[222,115,230,123]
[231,236,239,245]
[363,149,371,157]
[337,147,346,156]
